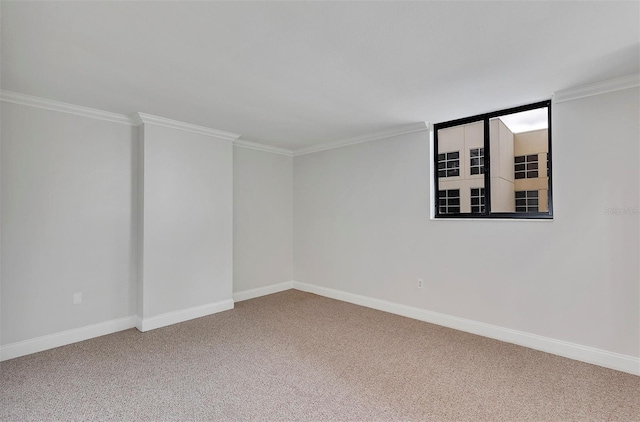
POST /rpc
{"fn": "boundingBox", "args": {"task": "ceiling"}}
[1,1,638,151]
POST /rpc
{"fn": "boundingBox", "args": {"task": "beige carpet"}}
[1,290,639,421]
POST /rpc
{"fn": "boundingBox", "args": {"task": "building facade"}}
[437,120,548,214]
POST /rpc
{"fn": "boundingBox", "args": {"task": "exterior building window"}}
[433,100,552,219]
[546,153,549,177]
[470,188,485,213]
[470,148,484,175]
[514,154,538,179]
[437,152,460,178]
[515,190,539,212]
[438,189,460,214]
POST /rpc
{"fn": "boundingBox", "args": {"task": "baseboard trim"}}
[0,316,137,362]
[4,285,637,375]
[136,299,235,332]
[292,281,640,376]
[233,281,295,302]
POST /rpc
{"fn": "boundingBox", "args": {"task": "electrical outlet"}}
[417,278,424,289]
[73,292,82,305]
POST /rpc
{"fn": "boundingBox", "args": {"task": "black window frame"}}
[438,189,461,214]
[470,147,485,175]
[515,190,539,213]
[514,154,539,180]
[433,100,553,219]
[470,187,485,214]
[437,151,460,178]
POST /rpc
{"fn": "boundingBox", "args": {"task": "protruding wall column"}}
[133,113,239,331]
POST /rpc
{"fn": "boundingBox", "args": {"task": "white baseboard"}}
[0,315,137,362]
[136,299,234,332]
[4,283,637,376]
[292,281,640,376]
[233,281,294,302]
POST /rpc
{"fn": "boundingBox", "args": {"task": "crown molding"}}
[292,121,429,156]
[0,91,242,142]
[2,90,430,153]
[132,112,240,141]
[0,90,134,125]
[553,74,640,104]
[233,139,293,156]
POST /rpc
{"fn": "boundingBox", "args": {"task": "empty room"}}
[1,1,639,420]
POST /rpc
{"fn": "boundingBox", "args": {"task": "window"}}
[514,154,538,179]
[437,152,460,178]
[438,189,460,214]
[546,153,549,177]
[433,101,552,219]
[470,148,484,175]
[470,188,485,213]
[515,190,539,212]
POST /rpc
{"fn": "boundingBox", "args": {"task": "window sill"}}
[431,216,554,222]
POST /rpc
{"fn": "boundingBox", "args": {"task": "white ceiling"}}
[1,1,638,151]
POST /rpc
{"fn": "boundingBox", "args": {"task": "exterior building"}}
[437,120,548,214]
[513,129,549,213]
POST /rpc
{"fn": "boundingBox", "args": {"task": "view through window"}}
[434,101,552,219]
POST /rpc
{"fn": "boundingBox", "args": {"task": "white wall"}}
[138,122,233,320]
[552,88,638,355]
[233,147,293,293]
[0,99,291,350]
[1,102,136,345]
[293,87,639,357]
[1,83,637,369]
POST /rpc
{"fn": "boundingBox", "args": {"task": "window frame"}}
[470,187,486,214]
[437,151,461,178]
[469,147,485,176]
[514,154,539,180]
[438,188,461,215]
[433,100,553,220]
[515,190,540,213]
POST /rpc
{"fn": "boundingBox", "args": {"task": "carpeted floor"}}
[1,289,639,421]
